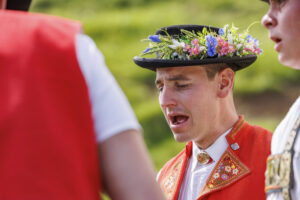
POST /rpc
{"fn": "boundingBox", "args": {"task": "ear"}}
[216,68,234,98]
[0,0,7,9]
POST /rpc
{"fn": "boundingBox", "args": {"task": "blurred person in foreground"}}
[133,24,272,200]
[261,0,300,200]
[0,0,165,199]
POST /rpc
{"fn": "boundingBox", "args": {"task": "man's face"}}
[155,66,219,145]
[261,0,300,69]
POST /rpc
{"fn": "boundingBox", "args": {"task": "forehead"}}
[156,66,206,80]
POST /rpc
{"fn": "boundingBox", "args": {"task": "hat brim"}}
[133,54,257,72]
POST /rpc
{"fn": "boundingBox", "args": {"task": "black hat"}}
[6,0,32,11]
[133,24,260,71]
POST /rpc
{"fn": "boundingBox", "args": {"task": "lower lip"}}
[169,118,189,132]
[274,41,282,51]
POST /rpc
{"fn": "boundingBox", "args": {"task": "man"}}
[134,24,272,200]
[261,0,300,199]
[0,0,165,199]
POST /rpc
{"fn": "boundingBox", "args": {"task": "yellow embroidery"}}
[160,159,184,199]
[200,150,250,197]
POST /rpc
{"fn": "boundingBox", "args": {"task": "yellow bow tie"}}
[197,152,213,165]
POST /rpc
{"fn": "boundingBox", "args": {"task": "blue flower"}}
[205,35,217,57]
[246,34,252,42]
[148,35,161,42]
[143,48,151,53]
[254,38,259,47]
[221,174,229,180]
[218,28,225,36]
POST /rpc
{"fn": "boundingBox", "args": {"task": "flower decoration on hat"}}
[139,24,262,61]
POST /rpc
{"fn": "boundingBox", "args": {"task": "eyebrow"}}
[155,74,190,85]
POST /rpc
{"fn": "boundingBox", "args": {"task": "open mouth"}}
[270,36,282,44]
[170,115,189,125]
[270,36,282,51]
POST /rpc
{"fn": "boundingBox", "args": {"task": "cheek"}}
[281,9,300,63]
[283,4,300,40]
[290,16,300,45]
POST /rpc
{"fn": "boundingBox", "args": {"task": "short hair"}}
[6,0,32,11]
[204,64,230,80]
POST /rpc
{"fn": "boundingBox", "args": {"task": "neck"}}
[195,97,238,149]
[0,0,6,9]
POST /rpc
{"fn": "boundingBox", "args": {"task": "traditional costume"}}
[157,116,271,200]
[265,97,300,200]
[0,10,140,199]
[133,24,271,200]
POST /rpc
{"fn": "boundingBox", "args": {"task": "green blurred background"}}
[30,0,299,189]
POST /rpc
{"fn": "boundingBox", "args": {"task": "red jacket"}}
[158,116,272,200]
[0,10,101,200]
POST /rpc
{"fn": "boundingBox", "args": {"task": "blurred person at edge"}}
[0,0,165,199]
[133,24,272,200]
[261,0,300,200]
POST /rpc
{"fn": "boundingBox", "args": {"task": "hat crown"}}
[134,23,261,71]
[156,24,219,37]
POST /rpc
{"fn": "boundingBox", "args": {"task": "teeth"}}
[177,117,186,123]
[171,115,187,125]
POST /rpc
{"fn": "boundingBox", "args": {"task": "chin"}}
[173,133,190,143]
[278,54,300,70]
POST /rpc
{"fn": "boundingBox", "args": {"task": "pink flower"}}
[228,45,235,55]
[191,38,199,46]
[184,44,191,52]
[217,37,225,46]
[191,46,200,56]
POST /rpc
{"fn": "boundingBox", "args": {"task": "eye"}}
[156,84,164,92]
[270,0,287,5]
[175,83,189,89]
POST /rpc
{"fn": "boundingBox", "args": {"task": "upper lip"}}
[269,34,282,44]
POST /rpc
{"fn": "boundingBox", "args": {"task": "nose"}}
[261,11,277,29]
[159,87,177,109]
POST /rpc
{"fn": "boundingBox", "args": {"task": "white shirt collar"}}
[191,128,232,171]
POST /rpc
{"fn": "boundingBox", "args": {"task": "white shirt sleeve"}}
[75,33,141,143]
[267,96,300,200]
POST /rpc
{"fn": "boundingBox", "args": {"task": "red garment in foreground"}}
[158,116,272,200]
[0,10,101,200]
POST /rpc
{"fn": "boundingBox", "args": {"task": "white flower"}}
[213,173,220,179]
[169,39,185,50]
[199,46,206,52]
[172,52,178,57]
[236,44,242,50]
[233,169,239,175]
[223,24,229,32]
[228,34,233,45]
[225,166,232,172]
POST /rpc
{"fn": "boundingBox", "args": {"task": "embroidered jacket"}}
[0,11,101,199]
[158,117,272,200]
